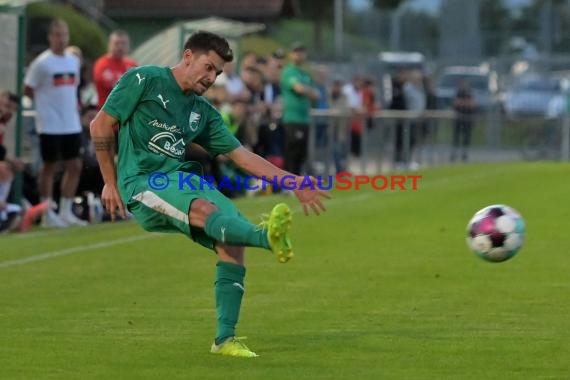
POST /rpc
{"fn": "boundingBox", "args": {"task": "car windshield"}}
[515,79,559,92]
[439,74,489,91]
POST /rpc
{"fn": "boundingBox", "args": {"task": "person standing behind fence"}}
[342,75,364,156]
[328,79,350,173]
[93,30,138,110]
[256,50,285,168]
[24,18,87,227]
[390,70,408,168]
[280,42,320,175]
[450,79,476,162]
[403,70,426,170]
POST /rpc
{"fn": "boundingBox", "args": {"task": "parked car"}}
[435,66,498,110]
[503,75,569,119]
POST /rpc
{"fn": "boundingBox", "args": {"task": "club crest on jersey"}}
[148,132,185,158]
[189,112,201,132]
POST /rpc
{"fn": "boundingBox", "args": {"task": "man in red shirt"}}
[93,30,137,109]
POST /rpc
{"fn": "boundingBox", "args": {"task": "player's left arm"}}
[225,146,331,215]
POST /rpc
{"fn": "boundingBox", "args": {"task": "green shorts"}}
[123,171,241,251]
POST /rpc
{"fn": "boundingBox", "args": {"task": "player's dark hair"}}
[183,31,233,62]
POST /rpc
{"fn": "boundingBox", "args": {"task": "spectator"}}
[66,45,97,108]
[451,79,476,162]
[24,18,87,227]
[280,42,320,175]
[77,105,104,195]
[402,70,426,170]
[241,65,266,142]
[0,90,47,233]
[328,79,350,173]
[361,76,378,131]
[263,50,285,106]
[312,65,329,149]
[0,90,19,147]
[420,73,439,165]
[0,91,22,222]
[256,49,285,168]
[390,70,408,168]
[239,51,258,72]
[222,61,250,103]
[342,75,364,156]
[219,99,253,197]
[93,30,138,110]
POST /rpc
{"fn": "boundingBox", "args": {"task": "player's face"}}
[184,50,226,95]
[0,95,17,119]
[291,49,306,65]
[48,24,69,54]
[108,34,130,59]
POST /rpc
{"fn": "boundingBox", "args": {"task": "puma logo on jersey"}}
[136,73,145,85]
[157,94,170,109]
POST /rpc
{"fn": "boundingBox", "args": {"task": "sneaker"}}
[210,337,258,358]
[20,201,49,232]
[263,203,294,263]
[41,209,68,228]
[59,212,89,227]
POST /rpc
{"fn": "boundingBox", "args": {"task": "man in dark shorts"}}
[24,19,86,227]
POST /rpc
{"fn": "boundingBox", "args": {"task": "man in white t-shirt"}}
[24,18,87,227]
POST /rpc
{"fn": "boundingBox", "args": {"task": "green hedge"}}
[27,2,106,60]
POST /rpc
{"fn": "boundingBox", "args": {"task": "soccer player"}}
[90,31,330,358]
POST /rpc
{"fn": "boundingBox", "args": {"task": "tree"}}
[372,0,406,9]
[480,0,511,56]
[27,2,106,60]
[295,0,406,58]
[297,0,334,56]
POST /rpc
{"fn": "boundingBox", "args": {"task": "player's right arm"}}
[90,67,148,220]
[23,55,43,100]
[292,81,319,101]
[286,68,319,101]
[90,110,126,221]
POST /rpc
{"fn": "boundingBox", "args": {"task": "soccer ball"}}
[466,204,526,262]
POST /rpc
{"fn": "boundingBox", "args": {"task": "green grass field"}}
[1,163,569,380]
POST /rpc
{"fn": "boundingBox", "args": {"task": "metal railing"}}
[11,108,570,178]
[308,108,570,175]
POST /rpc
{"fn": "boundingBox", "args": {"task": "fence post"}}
[308,116,316,175]
[403,119,411,167]
[361,115,367,175]
[561,114,570,161]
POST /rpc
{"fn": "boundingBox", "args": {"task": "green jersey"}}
[103,66,240,192]
[280,63,313,124]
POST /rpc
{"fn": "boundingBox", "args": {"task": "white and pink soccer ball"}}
[466,205,526,262]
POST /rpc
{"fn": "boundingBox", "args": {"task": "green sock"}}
[204,211,270,249]
[215,261,246,344]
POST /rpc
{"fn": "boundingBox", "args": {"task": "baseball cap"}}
[272,48,286,59]
[291,41,306,52]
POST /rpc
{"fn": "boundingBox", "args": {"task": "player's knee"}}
[216,243,245,265]
[190,198,218,219]
[65,158,83,173]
